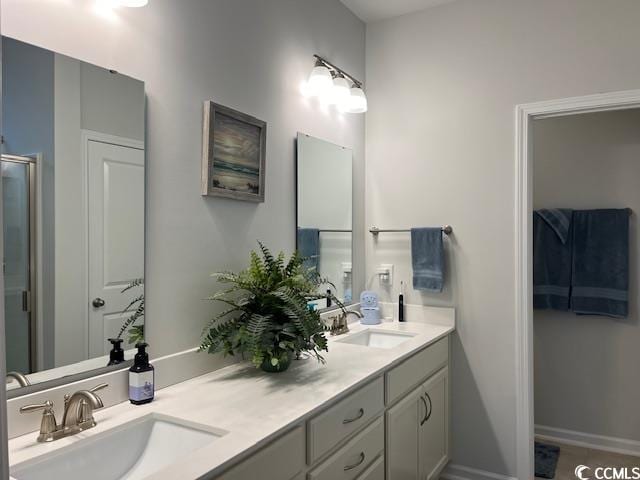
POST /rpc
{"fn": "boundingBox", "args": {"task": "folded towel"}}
[571,209,630,318]
[297,228,320,274]
[536,209,572,245]
[533,209,573,311]
[411,228,444,292]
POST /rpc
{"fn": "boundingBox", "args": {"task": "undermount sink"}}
[11,413,227,480]
[336,329,417,349]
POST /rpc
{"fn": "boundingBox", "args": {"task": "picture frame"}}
[201,101,267,202]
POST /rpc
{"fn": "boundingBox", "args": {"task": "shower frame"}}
[1,154,38,373]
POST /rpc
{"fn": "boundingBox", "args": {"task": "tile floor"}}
[536,439,640,480]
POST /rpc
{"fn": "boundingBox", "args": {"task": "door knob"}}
[92,298,106,308]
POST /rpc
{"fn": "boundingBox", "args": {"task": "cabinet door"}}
[419,367,449,480]
[386,384,424,480]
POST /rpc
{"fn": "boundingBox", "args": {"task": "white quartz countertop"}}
[9,319,454,479]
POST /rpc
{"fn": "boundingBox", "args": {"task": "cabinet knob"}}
[92,298,106,308]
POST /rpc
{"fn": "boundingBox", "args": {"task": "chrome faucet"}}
[6,371,31,387]
[19,383,108,442]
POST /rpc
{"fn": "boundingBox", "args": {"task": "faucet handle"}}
[20,400,58,440]
[89,383,109,394]
[19,400,54,414]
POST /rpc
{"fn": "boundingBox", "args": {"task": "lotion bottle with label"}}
[129,343,154,405]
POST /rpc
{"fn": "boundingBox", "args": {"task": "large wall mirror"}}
[296,133,353,308]
[2,37,146,396]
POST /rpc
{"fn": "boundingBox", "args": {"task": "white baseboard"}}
[536,424,640,458]
[441,464,517,480]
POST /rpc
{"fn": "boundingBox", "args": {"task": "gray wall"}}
[533,109,640,442]
[80,62,144,142]
[365,0,640,476]
[1,37,55,368]
[1,0,365,358]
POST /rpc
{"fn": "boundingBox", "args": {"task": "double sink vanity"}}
[8,312,453,480]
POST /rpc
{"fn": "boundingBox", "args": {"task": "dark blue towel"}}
[411,228,444,292]
[571,209,630,318]
[533,209,573,311]
[297,228,319,274]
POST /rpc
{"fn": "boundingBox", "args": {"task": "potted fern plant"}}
[199,243,343,373]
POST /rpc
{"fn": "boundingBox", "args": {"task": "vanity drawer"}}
[354,454,384,480]
[385,337,448,405]
[307,377,384,464]
[219,425,305,480]
[308,416,384,480]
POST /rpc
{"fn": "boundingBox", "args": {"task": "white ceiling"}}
[340,0,457,23]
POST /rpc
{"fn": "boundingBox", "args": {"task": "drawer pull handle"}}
[342,408,365,425]
[344,452,366,471]
[420,395,429,425]
[424,392,433,424]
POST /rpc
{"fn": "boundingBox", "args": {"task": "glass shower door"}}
[2,156,35,374]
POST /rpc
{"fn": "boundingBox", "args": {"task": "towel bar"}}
[369,225,453,236]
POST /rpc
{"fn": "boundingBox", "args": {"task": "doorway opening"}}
[515,89,640,480]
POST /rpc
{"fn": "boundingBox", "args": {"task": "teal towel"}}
[411,228,444,292]
[571,209,630,318]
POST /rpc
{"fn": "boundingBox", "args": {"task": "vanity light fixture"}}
[305,55,367,113]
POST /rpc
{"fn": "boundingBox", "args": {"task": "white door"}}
[419,367,449,480]
[88,140,144,356]
[386,384,423,480]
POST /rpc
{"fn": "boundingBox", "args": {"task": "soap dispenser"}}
[129,343,154,405]
[107,338,125,366]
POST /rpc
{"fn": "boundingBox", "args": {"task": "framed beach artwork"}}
[202,101,266,202]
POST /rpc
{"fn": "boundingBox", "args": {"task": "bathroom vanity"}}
[8,315,453,480]
[220,331,450,480]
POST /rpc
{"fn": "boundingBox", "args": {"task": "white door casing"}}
[85,132,144,357]
[515,89,640,480]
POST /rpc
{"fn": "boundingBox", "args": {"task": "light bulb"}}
[306,64,333,97]
[321,74,351,106]
[340,85,368,113]
[331,75,351,107]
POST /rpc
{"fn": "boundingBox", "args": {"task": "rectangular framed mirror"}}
[2,37,146,397]
[296,133,353,309]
